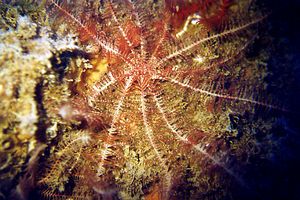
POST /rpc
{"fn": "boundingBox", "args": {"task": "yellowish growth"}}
[86,57,108,86]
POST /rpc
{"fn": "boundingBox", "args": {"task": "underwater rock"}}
[0,4,79,198]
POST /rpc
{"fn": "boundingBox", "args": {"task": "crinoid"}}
[38,0,287,199]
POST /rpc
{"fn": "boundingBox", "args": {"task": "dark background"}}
[247,0,300,200]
